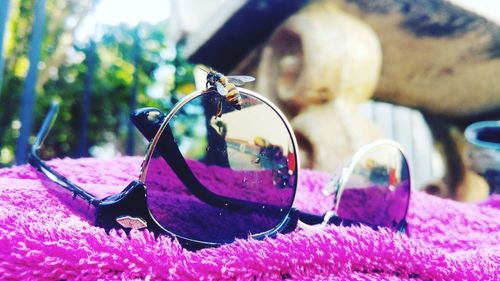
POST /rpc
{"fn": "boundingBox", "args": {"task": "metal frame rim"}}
[138,87,301,244]
[331,139,412,229]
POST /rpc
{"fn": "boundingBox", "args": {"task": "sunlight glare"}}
[76,0,170,42]
[95,0,170,26]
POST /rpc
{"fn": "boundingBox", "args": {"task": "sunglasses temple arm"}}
[28,101,100,206]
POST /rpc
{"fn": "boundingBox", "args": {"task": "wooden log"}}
[333,0,500,118]
[255,0,382,116]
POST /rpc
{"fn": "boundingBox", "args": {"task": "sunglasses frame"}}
[29,88,410,250]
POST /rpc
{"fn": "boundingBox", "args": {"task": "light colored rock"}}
[291,98,382,172]
[256,0,382,115]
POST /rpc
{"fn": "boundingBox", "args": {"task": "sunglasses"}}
[29,87,410,250]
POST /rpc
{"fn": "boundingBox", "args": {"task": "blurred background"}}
[1,0,499,201]
[0,0,195,166]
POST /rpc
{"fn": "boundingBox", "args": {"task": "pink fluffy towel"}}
[0,157,499,280]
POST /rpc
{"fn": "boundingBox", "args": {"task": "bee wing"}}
[226,75,255,86]
[215,82,227,96]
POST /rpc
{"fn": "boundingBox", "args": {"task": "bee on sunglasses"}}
[202,68,255,118]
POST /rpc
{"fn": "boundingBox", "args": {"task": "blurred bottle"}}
[465,121,500,194]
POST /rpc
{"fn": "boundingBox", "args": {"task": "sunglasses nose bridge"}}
[321,210,337,226]
[322,167,348,196]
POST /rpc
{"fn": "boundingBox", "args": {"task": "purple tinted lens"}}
[334,142,410,232]
[143,90,297,244]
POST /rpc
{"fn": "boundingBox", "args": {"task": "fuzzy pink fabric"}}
[0,157,499,280]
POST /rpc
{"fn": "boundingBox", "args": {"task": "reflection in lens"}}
[143,89,297,244]
[331,141,411,232]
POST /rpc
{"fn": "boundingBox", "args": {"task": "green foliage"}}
[0,0,196,165]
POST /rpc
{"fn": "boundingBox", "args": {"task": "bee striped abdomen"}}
[225,83,242,110]
[226,83,237,95]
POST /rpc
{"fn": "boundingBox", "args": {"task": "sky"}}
[93,0,170,26]
[75,0,171,42]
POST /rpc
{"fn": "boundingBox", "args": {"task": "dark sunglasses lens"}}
[333,142,410,231]
[143,90,297,244]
